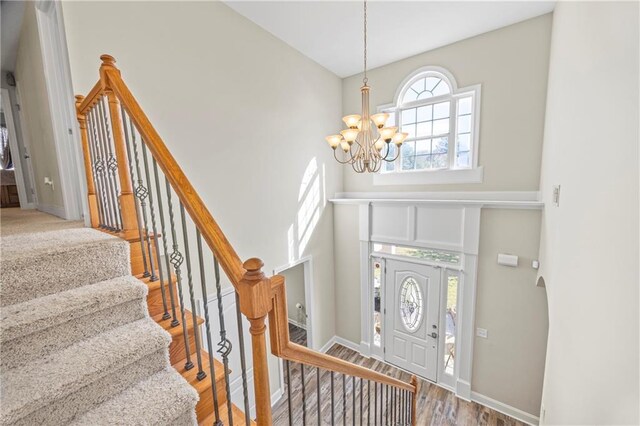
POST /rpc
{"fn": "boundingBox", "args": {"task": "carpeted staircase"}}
[0,226,198,425]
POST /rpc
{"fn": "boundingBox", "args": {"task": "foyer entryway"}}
[384,259,441,382]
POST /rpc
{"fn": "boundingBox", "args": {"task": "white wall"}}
[14,2,63,212]
[537,2,639,424]
[61,0,342,400]
[341,14,552,193]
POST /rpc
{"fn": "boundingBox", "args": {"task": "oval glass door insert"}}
[399,276,423,332]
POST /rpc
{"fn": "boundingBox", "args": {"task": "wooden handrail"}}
[78,54,418,426]
[269,276,417,393]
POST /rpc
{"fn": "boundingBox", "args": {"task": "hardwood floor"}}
[288,322,307,347]
[272,344,528,426]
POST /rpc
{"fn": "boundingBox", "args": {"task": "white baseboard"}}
[319,336,337,353]
[319,335,360,354]
[271,387,284,407]
[37,203,65,219]
[288,318,307,330]
[471,392,539,426]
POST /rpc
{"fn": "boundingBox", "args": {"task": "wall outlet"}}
[476,328,488,338]
[44,177,54,191]
[552,185,561,206]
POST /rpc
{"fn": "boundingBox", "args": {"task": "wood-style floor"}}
[288,322,307,347]
[272,344,527,426]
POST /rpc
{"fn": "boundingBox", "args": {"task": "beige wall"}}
[15,2,64,211]
[537,2,639,424]
[474,209,547,416]
[62,0,342,398]
[281,263,306,326]
[341,14,552,193]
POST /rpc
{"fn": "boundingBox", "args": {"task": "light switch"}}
[476,328,488,338]
[497,253,518,267]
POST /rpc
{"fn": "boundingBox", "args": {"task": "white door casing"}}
[384,259,441,382]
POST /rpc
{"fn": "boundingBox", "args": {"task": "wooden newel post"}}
[99,54,137,236]
[410,375,419,426]
[238,258,273,426]
[75,95,100,228]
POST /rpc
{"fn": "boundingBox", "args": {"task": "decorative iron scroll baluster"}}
[196,231,222,426]
[331,371,335,426]
[139,137,171,317]
[165,182,193,370]
[317,367,321,425]
[97,97,122,231]
[234,292,251,426]
[121,111,151,279]
[286,360,293,426]
[343,374,346,426]
[86,108,107,228]
[89,107,114,230]
[180,204,206,380]
[212,256,234,425]
[152,159,179,326]
[129,118,157,282]
[301,363,307,426]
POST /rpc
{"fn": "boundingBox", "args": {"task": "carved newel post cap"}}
[75,95,84,106]
[100,54,117,67]
[243,258,265,281]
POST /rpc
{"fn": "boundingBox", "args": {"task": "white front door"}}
[384,260,441,382]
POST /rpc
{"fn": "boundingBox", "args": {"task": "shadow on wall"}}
[287,157,327,262]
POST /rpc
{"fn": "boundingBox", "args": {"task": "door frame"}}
[34,0,87,221]
[1,88,34,209]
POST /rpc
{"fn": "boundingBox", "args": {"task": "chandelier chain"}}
[363,0,368,85]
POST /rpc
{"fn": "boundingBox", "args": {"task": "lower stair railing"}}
[75,55,418,426]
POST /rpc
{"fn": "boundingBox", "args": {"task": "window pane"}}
[373,243,461,264]
[417,91,432,100]
[400,277,423,332]
[416,139,430,155]
[445,274,458,375]
[458,96,473,115]
[410,78,425,94]
[433,118,449,135]
[457,133,471,152]
[424,77,441,92]
[433,136,448,154]
[458,114,471,133]
[416,121,432,138]
[373,260,382,347]
[433,101,450,120]
[456,152,470,168]
[415,155,430,170]
[401,142,416,170]
[417,105,432,122]
[402,90,418,103]
[432,79,451,96]
[432,154,448,168]
[404,124,416,139]
[401,108,416,125]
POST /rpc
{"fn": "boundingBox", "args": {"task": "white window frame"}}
[374,66,482,186]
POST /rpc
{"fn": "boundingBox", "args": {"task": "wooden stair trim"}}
[200,402,256,426]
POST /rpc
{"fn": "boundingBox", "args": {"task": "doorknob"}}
[24,154,30,159]
[429,332,438,338]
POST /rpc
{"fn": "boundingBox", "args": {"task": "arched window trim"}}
[375,66,483,186]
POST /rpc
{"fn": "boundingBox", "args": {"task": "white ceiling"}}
[225,1,555,77]
[1,0,26,72]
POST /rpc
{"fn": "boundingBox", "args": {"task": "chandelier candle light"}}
[325,0,408,173]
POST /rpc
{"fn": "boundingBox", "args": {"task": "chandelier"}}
[325,0,408,173]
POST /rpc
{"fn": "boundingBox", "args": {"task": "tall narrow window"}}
[445,272,459,375]
[372,259,382,347]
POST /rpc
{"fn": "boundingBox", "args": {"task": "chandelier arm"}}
[333,148,355,165]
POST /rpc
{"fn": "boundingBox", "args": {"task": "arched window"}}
[377,67,481,181]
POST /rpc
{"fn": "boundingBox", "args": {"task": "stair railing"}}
[75,55,418,426]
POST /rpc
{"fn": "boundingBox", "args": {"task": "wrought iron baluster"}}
[128,119,157,282]
[301,364,307,426]
[195,231,222,426]
[152,159,179,326]
[352,376,356,426]
[367,380,371,426]
[374,382,377,426]
[212,256,234,425]
[392,388,396,426]
[97,97,122,231]
[165,182,193,370]
[385,385,389,426]
[360,378,363,426]
[121,111,151,279]
[89,106,114,230]
[86,108,107,228]
[331,372,335,426]
[342,374,346,426]
[317,367,321,425]
[286,360,293,426]
[139,139,170,316]
[234,292,251,425]
[180,204,205,379]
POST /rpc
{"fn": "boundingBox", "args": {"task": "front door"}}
[384,260,441,382]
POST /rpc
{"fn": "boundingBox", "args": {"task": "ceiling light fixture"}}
[325,0,408,173]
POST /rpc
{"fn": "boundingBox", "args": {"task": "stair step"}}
[0,276,148,369]
[137,270,178,318]
[199,402,255,426]
[173,350,229,422]
[70,368,198,426]
[0,318,171,425]
[0,228,130,307]
[153,309,204,364]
